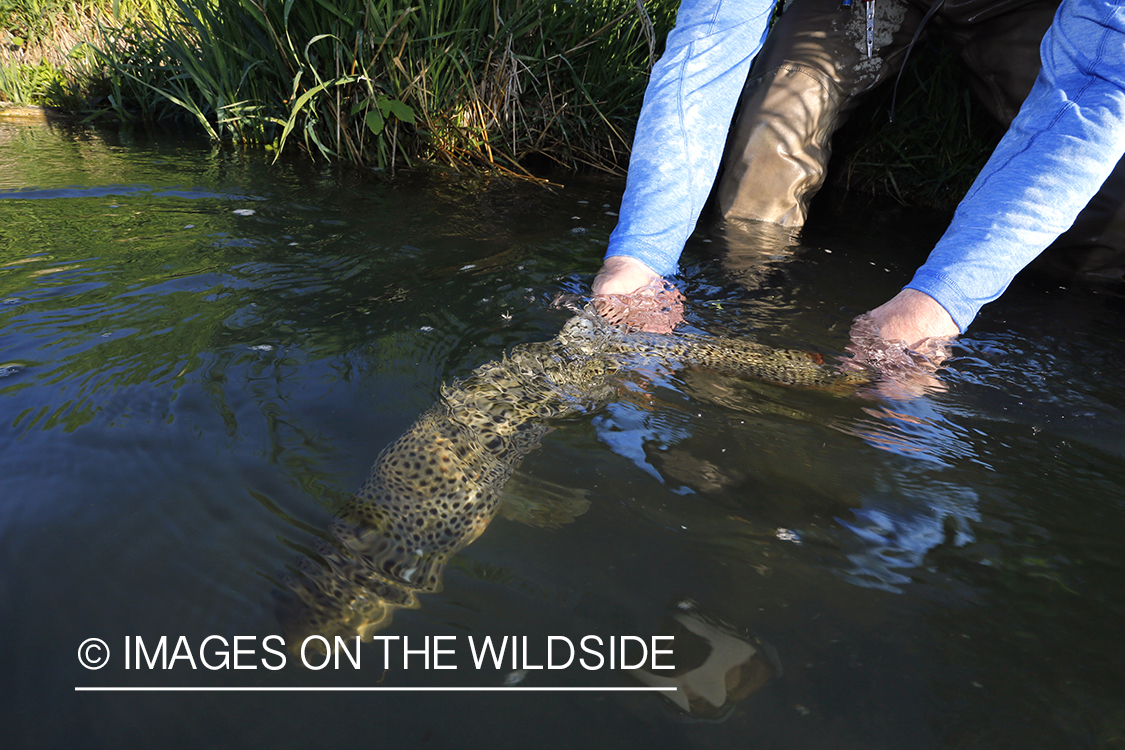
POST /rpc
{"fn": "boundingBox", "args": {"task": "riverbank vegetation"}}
[4,0,677,176]
[0,1,157,104]
[1,0,999,207]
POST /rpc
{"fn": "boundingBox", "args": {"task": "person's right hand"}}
[591,256,684,333]
[591,256,664,296]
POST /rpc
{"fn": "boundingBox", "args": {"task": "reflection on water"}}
[3,121,1125,749]
[625,599,780,720]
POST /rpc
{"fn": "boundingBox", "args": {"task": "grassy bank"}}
[3,0,677,174]
[0,1,158,105]
[83,0,677,175]
[3,1,997,207]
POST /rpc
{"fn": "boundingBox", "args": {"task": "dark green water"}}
[2,122,1124,750]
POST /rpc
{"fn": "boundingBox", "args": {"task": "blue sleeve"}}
[907,0,1125,332]
[605,0,777,277]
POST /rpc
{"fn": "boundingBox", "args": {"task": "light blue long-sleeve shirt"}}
[907,0,1125,331]
[606,0,1125,332]
[605,0,776,276]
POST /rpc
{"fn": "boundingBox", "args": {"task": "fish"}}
[276,308,868,647]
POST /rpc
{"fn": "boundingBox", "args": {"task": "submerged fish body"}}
[557,313,868,391]
[277,309,867,647]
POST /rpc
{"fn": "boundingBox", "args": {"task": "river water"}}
[2,121,1124,749]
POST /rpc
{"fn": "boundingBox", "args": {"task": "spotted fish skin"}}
[330,346,616,596]
[556,314,869,391]
[277,310,868,647]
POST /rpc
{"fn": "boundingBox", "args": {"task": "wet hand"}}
[592,256,663,296]
[591,257,684,334]
[859,289,959,353]
[848,289,959,398]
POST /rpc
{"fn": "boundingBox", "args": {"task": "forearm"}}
[605,0,776,277]
[907,0,1125,332]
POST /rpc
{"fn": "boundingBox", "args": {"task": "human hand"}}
[858,289,959,353]
[847,289,959,398]
[592,256,663,296]
[591,256,684,334]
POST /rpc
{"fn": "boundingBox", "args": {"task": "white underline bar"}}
[75,686,677,692]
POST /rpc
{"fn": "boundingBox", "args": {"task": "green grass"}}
[828,42,1005,212]
[74,0,677,174]
[0,0,162,107]
[3,1,1001,208]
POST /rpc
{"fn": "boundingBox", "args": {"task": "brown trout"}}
[277,309,867,646]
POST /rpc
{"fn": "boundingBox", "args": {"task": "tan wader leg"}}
[716,0,925,228]
[941,2,1056,123]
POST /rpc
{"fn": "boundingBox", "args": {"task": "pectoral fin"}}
[498,472,591,528]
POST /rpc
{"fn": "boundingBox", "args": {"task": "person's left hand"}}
[847,289,959,398]
[856,289,959,354]
[592,256,663,297]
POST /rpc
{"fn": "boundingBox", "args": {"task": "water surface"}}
[2,121,1124,750]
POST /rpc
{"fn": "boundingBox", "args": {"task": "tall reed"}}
[85,0,677,173]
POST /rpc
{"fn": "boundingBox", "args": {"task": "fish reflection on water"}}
[276,308,867,662]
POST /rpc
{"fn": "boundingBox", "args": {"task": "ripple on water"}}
[0,362,27,378]
[2,128,1124,749]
